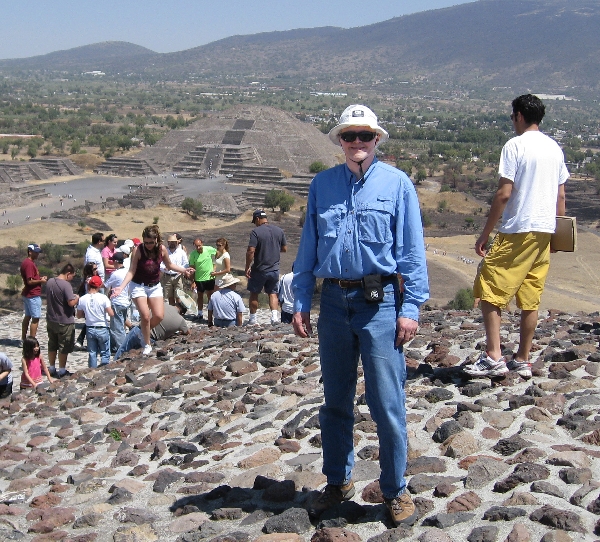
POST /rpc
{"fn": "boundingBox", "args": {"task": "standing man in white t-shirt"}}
[84,232,105,281]
[465,94,569,379]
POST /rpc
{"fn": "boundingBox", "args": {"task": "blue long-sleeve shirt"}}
[292,159,429,321]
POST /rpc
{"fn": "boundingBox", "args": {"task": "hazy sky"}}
[2,0,475,59]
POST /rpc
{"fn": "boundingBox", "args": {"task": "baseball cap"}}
[252,209,267,222]
[27,243,42,253]
[328,104,389,147]
[117,245,131,255]
[132,238,141,246]
[167,234,178,242]
[112,252,125,263]
[88,275,103,288]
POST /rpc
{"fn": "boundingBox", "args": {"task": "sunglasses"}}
[339,131,377,143]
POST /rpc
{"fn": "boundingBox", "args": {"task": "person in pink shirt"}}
[20,336,54,389]
[102,234,119,278]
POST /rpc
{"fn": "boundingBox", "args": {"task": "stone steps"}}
[95,157,160,176]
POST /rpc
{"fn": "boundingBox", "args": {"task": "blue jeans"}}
[214,318,236,328]
[114,326,150,361]
[86,326,111,368]
[110,303,130,353]
[317,280,407,499]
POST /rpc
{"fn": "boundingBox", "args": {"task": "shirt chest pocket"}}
[317,205,346,238]
[357,199,393,244]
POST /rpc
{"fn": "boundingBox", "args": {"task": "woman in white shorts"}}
[110,225,192,356]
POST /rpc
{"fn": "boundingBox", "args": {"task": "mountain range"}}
[1,0,598,90]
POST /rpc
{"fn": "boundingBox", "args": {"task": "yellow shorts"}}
[473,232,551,311]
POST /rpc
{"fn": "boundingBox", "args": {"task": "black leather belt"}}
[139,281,159,287]
[326,275,396,289]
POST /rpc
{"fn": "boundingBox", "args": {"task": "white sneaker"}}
[271,317,280,325]
[506,356,533,378]
[463,352,508,377]
[142,344,152,356]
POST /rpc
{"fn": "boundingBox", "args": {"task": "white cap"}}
[328,104,389,147]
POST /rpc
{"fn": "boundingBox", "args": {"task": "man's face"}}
[29,250,39,260]
[194,240,203,252]
[339,126,378,165]
[168,241,178,251]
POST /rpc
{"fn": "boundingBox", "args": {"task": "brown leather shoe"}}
[385,492,418,526]
[307,480,355,518]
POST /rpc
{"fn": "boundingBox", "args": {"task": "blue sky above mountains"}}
[2,0,472,59]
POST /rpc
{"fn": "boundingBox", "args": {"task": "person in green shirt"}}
[188,238,217,320]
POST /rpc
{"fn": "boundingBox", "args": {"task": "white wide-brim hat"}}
[218,273,240,289]
[328,104,389,147]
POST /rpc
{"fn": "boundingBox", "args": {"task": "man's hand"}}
[395,317,418,347]
[292,312,312,338]
[475,233,489,257]
[245,268,252,280]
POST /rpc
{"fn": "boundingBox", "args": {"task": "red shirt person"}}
[20,243,47,343]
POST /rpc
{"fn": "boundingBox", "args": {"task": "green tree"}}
[264,190,294,213]
[27,142,38,158]
[309,161,327,173]
[415,168,427,184]
[181,197,203,218]
[10,146,19,160]
[70,139,81,154]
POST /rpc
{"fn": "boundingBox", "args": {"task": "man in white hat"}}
[160,234,189,306]
[207,273,246,328]
[292,104,429,526]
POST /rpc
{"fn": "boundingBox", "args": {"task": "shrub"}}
[421,211,432,228]
[449,288,475,310]
[438,200,448,212]
[77,220,86,229]
[40,242,63,263]
[152,216,159,225]
[37,266,54,278]
[73,241,89,257]
[16,239,28,252]
[309,161,328,173]
[5,274,23,293]
[440,184,451,192]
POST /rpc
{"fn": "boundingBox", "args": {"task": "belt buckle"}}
[340,279,359,288]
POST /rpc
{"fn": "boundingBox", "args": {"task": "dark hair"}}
[23,336,40,360]
[60,263,75,275]
[142,225,161,256]
[78,262,97,295]
[216,237,229,252]
[512,94,545,125]
[104,233,117,247]
[92,232,104,245]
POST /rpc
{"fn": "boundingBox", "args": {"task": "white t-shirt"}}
[278,272,294,314]
[77,292,111,327]
[214,251,230,274]
[84,245,105,280]
[160,246,188,274]
[104,267,131,307]
[499,130,569,234]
